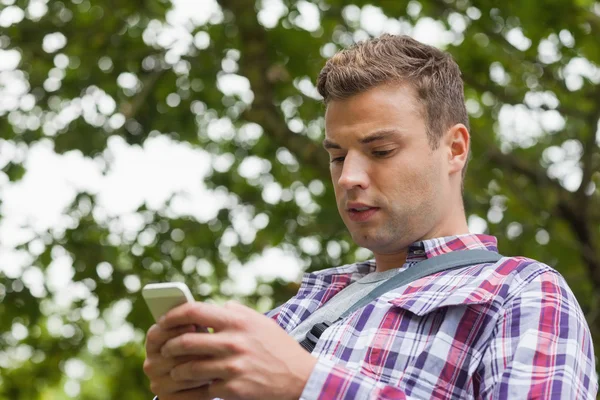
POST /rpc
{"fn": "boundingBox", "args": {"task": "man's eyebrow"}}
[322,129,402,149]
[359,129,402,144]
[322,139,341,150]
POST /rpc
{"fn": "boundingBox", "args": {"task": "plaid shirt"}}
[267,234,598,399]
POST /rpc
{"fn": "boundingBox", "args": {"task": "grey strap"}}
[299,249,503,352]
[339,249,502,320]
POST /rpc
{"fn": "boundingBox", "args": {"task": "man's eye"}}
[372,150,393,157]
[330,156,345,164]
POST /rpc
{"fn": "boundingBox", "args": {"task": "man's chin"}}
[349,229,408,254]
[350,231,383,250]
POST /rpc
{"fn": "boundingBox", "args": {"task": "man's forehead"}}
[322,85,425,147]
[324,89,422,127]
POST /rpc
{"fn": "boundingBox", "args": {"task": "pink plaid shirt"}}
[268,234,597,399]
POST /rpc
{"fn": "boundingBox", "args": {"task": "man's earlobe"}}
[447,124,470,174]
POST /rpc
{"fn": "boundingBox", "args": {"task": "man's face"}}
[324,84,451,255]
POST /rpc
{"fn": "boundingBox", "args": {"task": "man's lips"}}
[346,203,380,222]
[346,202,377,211]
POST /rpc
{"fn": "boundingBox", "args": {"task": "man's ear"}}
[444,123,470,175]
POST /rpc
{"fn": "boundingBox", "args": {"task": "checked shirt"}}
[267,234,597,399]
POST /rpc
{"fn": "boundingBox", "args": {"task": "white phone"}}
[142,282,195,322]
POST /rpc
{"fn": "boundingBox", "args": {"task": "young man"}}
[143,35,597,399]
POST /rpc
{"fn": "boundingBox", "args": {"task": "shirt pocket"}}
[363,290,499,397]
[387,287,495,316]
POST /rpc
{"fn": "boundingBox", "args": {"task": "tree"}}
[1,0,598,398]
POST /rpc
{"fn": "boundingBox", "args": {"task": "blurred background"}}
[1,0,599,398]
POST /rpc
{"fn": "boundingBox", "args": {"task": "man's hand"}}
[157,300,318,400]
[143,323,212,398]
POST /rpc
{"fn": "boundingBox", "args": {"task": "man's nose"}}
[337,153,369,190]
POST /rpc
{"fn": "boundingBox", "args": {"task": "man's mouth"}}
[346,204,380,221]
[349,206,372,212]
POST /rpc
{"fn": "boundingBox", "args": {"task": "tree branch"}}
[485,148,566,192]
[434,0,594,121]
[557,199,600,289]
[119,68,166,119]
[216,0,330,176]
[576,113,600,204]
[584,9,600,37]
[462,74,587,120]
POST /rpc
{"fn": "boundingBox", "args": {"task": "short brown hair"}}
[317,34,469,150]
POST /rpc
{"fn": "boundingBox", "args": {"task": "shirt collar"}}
[309,234,499,278]
[407,233,499,262]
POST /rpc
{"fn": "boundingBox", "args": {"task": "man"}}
[143,34,597,399]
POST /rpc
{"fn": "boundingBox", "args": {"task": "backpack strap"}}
[299,249,503,353]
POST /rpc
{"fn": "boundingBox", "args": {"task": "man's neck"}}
[374,251,409,272]
[373,224,471,272]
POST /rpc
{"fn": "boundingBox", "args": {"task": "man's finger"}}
[162,332,235,358]
[172,387,212,400]
[159,302,234,332]
[145,353,213,379]
[146,324,197,354]
[169,388,211,400]
[150,375,209,396]
[170,357,234,382]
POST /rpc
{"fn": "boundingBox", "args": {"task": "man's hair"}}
[317,34,470,152]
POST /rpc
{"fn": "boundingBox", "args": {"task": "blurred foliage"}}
[1,0,599,398]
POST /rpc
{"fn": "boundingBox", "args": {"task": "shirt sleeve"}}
[476,270,598,399]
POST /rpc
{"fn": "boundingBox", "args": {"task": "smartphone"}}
[142,282,195,322]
